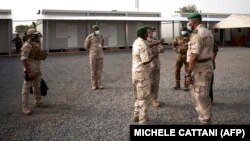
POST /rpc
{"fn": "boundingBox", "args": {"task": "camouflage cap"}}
[92,25,99,30]
[136,26,148,35]
[187,13,201,19]
[27,29,39,35]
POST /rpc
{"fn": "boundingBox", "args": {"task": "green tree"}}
[175,4,201,13]
[15,25,30,33]
[15,22,37,33]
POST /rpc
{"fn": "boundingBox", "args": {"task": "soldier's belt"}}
[197,58,211,63]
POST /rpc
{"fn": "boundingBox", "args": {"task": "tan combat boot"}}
[133,112,139,122]
[22,104,32,115]
[173,80,181,90]
[35,100,48,108]
[139,116,148,125]
[97,80,104,89]
[98,85,104,89]
[151,99,161,108]
[92,86,97,90]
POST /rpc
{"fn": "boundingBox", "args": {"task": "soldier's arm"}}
[158,44,165,53]
[148,39,164,48]
[84,36,90,51]
[139,42,156,65]
[187,53,198,75]
[22,60,31,74]
[172,37,178,48]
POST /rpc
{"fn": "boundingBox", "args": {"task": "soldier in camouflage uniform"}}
[84,25,104,90]
[186,13,214,124]
[147,27,165,108]
[132,26,162,124]
[172,27,190,91]
[20,29,48,115]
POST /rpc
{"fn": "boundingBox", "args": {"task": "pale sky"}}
[1,0,250,26]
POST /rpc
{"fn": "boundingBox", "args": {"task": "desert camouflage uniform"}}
[173,35,190,89]
[132,37,153,124]
[147,37,165,104]
[187,24,214,124]
[21,40,47,115]
[85,33,104,89]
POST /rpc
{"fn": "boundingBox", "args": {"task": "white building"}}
[0,9,12,55]
[36,9,163,52]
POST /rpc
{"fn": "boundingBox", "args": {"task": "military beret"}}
[187,13,201,19]
[92,25,99,30]
[136,26,148,34]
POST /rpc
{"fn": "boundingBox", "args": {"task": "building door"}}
[220,29,224,41]
[67,25,78,49]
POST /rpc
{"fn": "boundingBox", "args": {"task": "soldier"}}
[20,29,48,115]
[210,40,218,103]
[132,26,162,124]
[147,27,165,108]
[84,25,104,90]
[172,27,190,91]
[22,32,28,42]
[185,13,214,124]
[12,34,23,54]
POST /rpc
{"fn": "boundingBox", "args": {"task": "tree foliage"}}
[15,25,30,33]
[175,4,201,13]
[15,22,37,33]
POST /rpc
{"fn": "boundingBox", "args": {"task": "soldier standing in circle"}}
[172,27,190,91]
[84,25,104,90]
[147,27,165,108]
[20,29,48,115]
[185,13,214,124]
[132,26,163,124]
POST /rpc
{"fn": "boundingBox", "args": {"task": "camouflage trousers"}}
[21,73,42,107]
[175,54,188,81]
[190,61,213,124]
[151,69,160,100]
[90,57,103,87]
[132,71,151,124]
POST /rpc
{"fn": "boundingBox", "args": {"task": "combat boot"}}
[35,100,48,108]
[139,116,148,125]
[92,86,97,90]
[22,105,32,115]
[97,80,104,89]
[98,85,104,89]
[151,99,161,108]
[133,112,139,122]
[173,80,181,90]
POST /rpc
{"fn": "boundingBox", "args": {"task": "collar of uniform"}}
[192,24,204,34]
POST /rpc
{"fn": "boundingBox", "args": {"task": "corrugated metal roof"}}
[38,9,223,22]
[38,15,223,22]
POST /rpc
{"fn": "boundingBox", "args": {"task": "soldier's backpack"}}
[30,78,49,96]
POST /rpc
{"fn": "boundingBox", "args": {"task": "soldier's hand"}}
[28,73,35,80]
